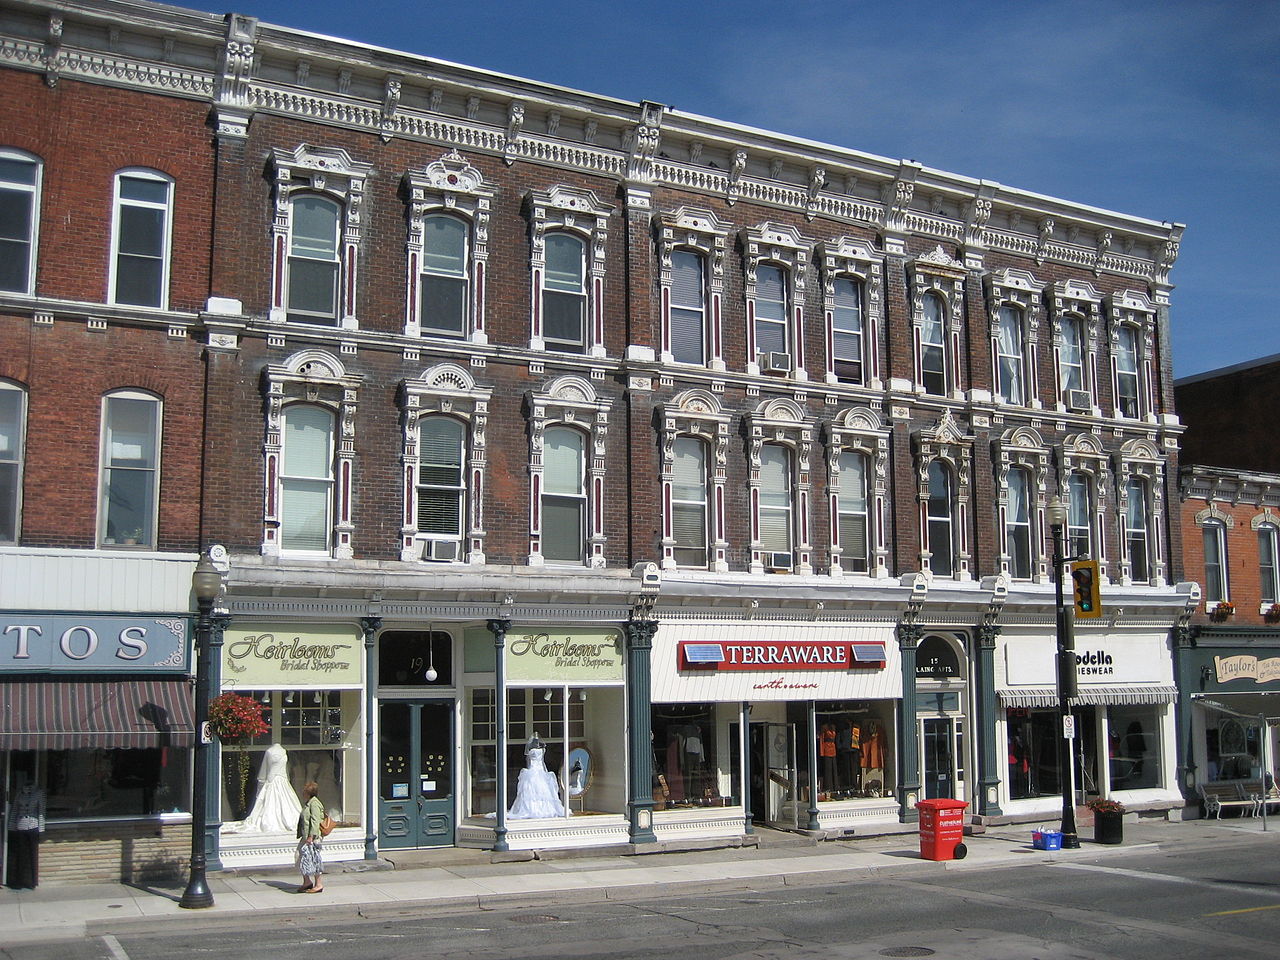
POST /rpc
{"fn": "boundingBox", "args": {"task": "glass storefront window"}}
[1006,708,1062,800]
[1107,704,1162,789]
[653,703,721,808]
[811,701,894,801]
[11,747,191,820]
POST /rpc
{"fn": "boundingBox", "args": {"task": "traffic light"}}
[1071,560,1102,618]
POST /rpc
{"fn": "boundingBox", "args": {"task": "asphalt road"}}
[7,837,1280,960]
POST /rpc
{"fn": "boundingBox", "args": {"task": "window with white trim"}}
[1059,314,1086,396]
[286,194,341,325]
[1202,519,1227,603]
[1005,465,1032,579]
[836,450,869,573]
[659,207,729,370]
[758,443,794,570]
[754,263,789,357]
[0,150,40,295]
[542,426,586,563]
[0,380,26,543]
[921,293,948,396]
[528,185,612,357]
[995,305,1026,404]
[1067,471,1093,559]
[927,460,955,577]
[420,214,469,338]
[1115,325,1141,418]
[831,277,865,383]
[280,403,335,553]
[543,232,587,353]
[670,436,709,566]
[99,391,160,548]
[669,250,706,365]
[743,222,812,377]
[1260,524,1278,605]
[417,416,466,557]
[1126,476,1150,583]
[110,170,172,309]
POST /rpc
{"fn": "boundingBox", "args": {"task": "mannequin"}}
[7,773,45,889]
[224,743,302,834]
[508,734,566,819]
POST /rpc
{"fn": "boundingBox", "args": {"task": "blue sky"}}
[203,0,1277,378]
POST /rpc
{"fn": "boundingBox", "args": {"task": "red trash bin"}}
[916,798,969,861]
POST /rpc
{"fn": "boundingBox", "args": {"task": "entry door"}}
[378,700,454,848]
[750,722,797,827]
[922,717,955,799]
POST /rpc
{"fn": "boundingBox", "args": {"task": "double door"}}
[378,700,454,848]
[922,716,965,800]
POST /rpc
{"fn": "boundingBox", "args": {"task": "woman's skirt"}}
[297,839,323,875]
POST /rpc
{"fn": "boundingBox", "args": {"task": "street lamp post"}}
[1046,496,1080,849]
[180,552,222,909]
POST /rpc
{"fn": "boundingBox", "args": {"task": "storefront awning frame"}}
[998,684,1178,709]
[0,678,196,750]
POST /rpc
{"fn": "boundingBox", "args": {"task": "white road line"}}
[101,934,132,960]
[1056,861,1280,897]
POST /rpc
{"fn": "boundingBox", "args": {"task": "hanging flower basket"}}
[1210,601,1236,622]
[1264,603,1280,624]
[208,693,269,813]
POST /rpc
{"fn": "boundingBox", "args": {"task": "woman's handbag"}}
[296,811,305,840]
[319,814,336,837]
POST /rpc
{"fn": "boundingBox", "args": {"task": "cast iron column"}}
[624,618,658,844]
[204,613,230,870]
[806,699,820,831]
[975,621,1003,817]
[741,701,753,834]
[360,615,382,860]
[896,622,922,822]
[1050,512,1081,849]
[179,555,220,909]
[487,618,511,852]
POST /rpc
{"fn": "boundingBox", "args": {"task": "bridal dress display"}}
[508,737,566,819]
[224,743,302,834]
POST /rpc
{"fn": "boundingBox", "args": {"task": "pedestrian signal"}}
[1071,560,1102,618]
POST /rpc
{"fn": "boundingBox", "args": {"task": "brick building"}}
[2,0,1197,880]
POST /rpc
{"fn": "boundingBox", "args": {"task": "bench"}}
[1240,779,1280,815]
[1199,781,1256,818]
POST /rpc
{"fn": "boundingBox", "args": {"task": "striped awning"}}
[999,684,1178,709]
[0,679,195,749]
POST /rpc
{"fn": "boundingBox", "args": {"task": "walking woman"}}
[297,781,325,893]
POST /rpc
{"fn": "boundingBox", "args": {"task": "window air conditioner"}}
[760,352,792,374]
[1064,389,1091,412]
[766,552,794,572]
[418,538,460,562]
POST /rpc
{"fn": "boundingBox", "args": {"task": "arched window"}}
[754,264,789,357]
[1202,519,1228,603]
[99,391,161,548]
[1005,466,1032,579]
[837,450,869,573]
[417,416,466,560]
[670,250,706,365]
[542,426,586,562]
[921,293,947,395]
[1115,325,1141,418]
[1060,314,1086,401]
[995,305,1025,404]
[0,380,26,542]
[671,436,709,566]
[0,150,40,295]
[1126,477,1150,583]
[1260,524,1279,605]
[927,461,954,577]
[759,443,793,570]
[111,170,172,309]
[280,404,335,553]
[1067,472,1093,559]
[420,214,469,337]
[286,195,342,324]
[832,277,864,383]
[543,233,587,353]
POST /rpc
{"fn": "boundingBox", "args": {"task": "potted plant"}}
[1265,603,1280,624]
[1210,600,1235,622]
[208,692,269,815]
[1087,797,1125,844]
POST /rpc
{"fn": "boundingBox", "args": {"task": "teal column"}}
[360,615,382,860]
[204,613,230,871]
[897,622,922,822]
[1174,624,1198,797]
[624,618,658,844]
[741,702,754,834]
[975,622,1003,817]
[487,618,511,852]
[805,700,820,831]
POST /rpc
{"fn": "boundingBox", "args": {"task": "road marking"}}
[1055,861,1280,898]
[1207,904,1280,917]
[101,934,131,960]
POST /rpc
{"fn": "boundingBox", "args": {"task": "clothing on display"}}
[7,782,45,889]
[224,743,303,834]
[815,712,886,799]
[508,736,566,819]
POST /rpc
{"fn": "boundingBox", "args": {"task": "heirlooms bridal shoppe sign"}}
[505,628,624,683]
[221,623,362,688]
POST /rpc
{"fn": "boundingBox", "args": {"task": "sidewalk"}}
[3,816,1276,944]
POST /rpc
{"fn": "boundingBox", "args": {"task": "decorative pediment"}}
[1251,509,1280,531]
[528,184,612,222]
[988,266,1042,292]
[270,143,373,190]
[1063,431,1106,456]
[931,409,968,446]
[916,244,965,271]
[666,388,724,418]
[744,220,811,252]
[658,205,730,239]
[409,149,487,195]
[753,396,806,423]
[1000,425,1046,451]
[1195,505,1234,527]
[1108,289,1155,314]
[1119,437,1161,462]
[1051,278,1102,303]
[545,374,597,405]
[408,362,478,394]
[831,405,886,434]
[277,349,346,381]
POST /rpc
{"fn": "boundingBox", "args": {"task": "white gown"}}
[508,746,566,819]
[224,743,303,834]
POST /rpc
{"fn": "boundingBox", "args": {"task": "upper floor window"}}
[543,233,587,353]
[921,293,948,395]
[0,381,25,543]
[927,460,955,577]
[286,195,341,325]
[1067,472,1093,559]
[837,450,869,573]
[754,264,789,357]
[670,250,707,365]
[542,426,586,563]
[1126,477,1150,583]
[671,436,709,566]
[1260,524,1279,605]
[1005,466,1032,579]
[110,171,172,309]
[280,404,335,553]
[0,151,40,295]
[1059,314,1086,398]
[995,305,1026,404]
[99,391,160,548]
[420,214,469,338]
[1202,519,1227,603]
[831,277,865,384]
[1115,325,1141,418]
[759,443,794,570]
[417,416,466,559]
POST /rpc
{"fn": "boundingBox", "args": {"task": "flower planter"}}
[1094,809,1123,844]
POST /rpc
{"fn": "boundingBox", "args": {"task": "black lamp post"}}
[180,552,222,909]
[1046,496,1080,849]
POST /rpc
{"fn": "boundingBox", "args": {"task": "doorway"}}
[922,717,956,799]
[378,700,454,848]
[749,721,797,828]
[1071,707,1099,802]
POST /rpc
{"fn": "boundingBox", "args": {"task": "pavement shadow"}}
[124,882,182,903]
[254,878,308,894]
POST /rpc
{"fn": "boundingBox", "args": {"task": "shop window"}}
[831,276,864,383]
[670,435,709,567]
[652,704,725,808]
[927,460,955,577]
[0,380,25,543]
[1260,524,1278,604]
[1107,704,1162,790]
[280,404,335,554]
[542,232,587,353]
[110,169,172,309]
[1206,714,1260,781]
[0,149,40,295]
[1067,472,1093,559]
[813,703,893,801]
[1202,519,1228,604]
[10,747,190,821]
[420,214,470,337]
[541,425,586,564]
[669,249,707,365]
[920,292,948,395]
[98,390,160,549]
[378,629,453,686]
[1006,708,1062,800]
[837,450,869,573]
[1126,477,1151,583]
[1005,466,1032,579]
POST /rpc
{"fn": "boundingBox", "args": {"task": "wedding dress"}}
[508,738,566,819]
[224,743,302,834]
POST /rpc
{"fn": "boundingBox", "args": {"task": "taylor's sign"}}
[1213,655,1280,685]
[505,629,623,683]
[680,641,885,672]
[0,615,189,672]
[222,623,361,688]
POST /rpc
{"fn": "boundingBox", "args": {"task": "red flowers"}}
[208,692,269,743]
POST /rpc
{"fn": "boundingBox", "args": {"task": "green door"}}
[378,700,454,848]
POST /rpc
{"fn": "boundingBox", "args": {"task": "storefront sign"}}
[1213,655,1280,685]
[222,623,361,688]
[0,614,189,672]
[1075,649,1114,677]
[505,628,624,683]
[916,635,961,679]
[680,641,885,671]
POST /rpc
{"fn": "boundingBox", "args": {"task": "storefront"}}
[997,626,1182,818]
[650,618,902,840]
[0,611,195,884]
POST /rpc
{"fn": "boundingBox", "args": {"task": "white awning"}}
[999,684,1178,708]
